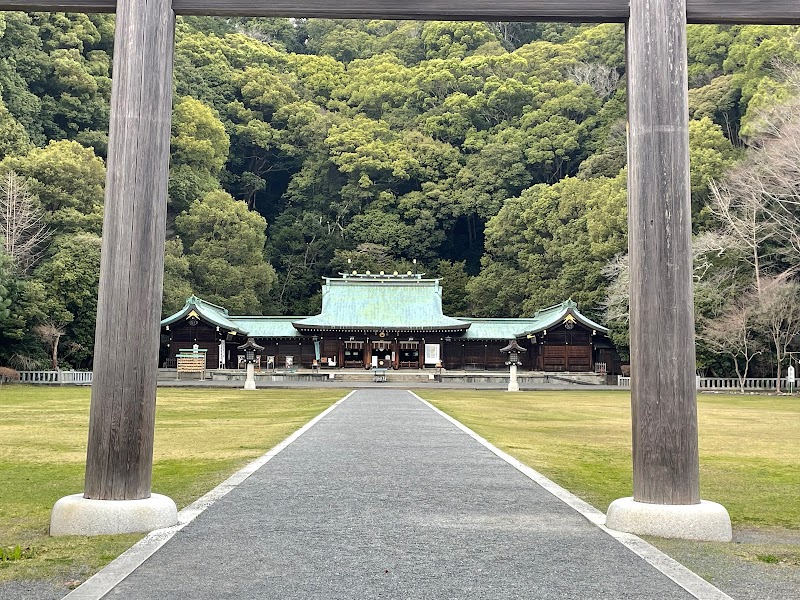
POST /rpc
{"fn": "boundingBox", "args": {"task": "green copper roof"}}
[161,295,248,334]
[229,316,306,338]
[456,300,607,339]
[514,299,608,336]
[457,318,540,340]
[293,275,470,332]
[161,289,607,340]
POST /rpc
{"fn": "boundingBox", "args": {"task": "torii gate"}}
[12,0,795,539]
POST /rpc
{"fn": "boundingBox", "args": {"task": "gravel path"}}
[651,536,800,600]
[100,389,696,599]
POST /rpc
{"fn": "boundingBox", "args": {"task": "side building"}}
[160,273,621,373]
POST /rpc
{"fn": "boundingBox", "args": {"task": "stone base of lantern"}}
[244,362,256,390]
[507,364,519,392]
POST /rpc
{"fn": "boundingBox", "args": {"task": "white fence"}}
[17,370,93,385]
[698,377,786,391]
[617,375,789,391]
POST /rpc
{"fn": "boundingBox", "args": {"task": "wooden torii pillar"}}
[0,0,787,536]
[49,0,180,535]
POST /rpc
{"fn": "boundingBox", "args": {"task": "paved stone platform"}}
[98,390,706,599]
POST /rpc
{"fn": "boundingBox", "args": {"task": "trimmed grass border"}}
[418,389,800,565]
[0,385,342,586]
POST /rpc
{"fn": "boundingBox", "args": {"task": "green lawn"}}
[2,386,798,587]
[419,390,800,566]
[419,390,800,528]
[0,385,342,584]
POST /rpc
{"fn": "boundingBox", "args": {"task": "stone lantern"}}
[500,339,527,392]
[237,337,265,390]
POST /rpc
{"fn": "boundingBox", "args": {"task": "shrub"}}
[0,366,20,383]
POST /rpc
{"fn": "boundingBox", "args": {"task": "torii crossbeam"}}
[1,0,800,22]
[31,0,796,540]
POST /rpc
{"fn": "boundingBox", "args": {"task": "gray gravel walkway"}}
[102,389,698,599]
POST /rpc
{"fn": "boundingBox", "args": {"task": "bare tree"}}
[756,277,800,391]
[749,108,800,264]
[601,253,629,322]
[698,292,763,392]
[603,232,741,324]
[729,68,800,268]
[34,322,65,371]
[566,62,621,98]
[0,171,51,273]
[488,22,517,50]
[709,168,778,295]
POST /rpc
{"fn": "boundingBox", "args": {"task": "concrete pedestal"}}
[244,362,256,390]
[50,493,177,536]
[606,497,732,542]
[508,364,519,392]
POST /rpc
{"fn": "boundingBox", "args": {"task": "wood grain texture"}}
[627,0,700,506]
[0,0,798,23]
[83,0,175,500]
[688,0,800,24]
[172,0,629,20]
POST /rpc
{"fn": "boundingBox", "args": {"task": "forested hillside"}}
[0,14,798,375]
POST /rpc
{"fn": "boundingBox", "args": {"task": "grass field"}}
[2,386,798,588]
[419,390,800,527]
[0,385,342,585]
[418,389,800,566]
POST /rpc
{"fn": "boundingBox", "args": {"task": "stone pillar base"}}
[606,497,732,542]
[244,363,256,390]
[50,493,178,536]
[508,364,519,392]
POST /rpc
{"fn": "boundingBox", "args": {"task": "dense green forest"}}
[0,14,798,378]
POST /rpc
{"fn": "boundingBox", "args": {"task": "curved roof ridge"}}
[161,295,247,334]
[534,299,576,317]
[189,294,231,316]
[517,301,607,336]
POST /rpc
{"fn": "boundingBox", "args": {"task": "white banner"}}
[424,343,440,365]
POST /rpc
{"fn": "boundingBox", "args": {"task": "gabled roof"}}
[292,275,470,332]
[160,291,607,340]
[513,299,608,336]
[161,295,248,335]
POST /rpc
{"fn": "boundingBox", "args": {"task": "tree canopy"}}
[0,15,798,374]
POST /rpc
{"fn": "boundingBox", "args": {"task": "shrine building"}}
[160,273,620,373]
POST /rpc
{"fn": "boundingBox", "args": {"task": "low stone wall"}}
[204,369,605,385]
[157,368,607,386]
